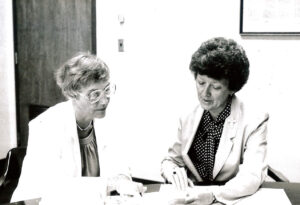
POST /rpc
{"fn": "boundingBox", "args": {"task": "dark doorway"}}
[13,0,96,146]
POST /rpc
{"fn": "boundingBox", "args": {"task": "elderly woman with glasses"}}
[13,53,144,203]
[161,37,269,205]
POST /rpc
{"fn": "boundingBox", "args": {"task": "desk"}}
[261,182,300,205]
[3,182,300,205]
[0,198,40,205]
[145,182,300,205]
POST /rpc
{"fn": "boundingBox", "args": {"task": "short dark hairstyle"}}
[189,37,249,92]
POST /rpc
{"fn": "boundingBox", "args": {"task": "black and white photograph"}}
[1,0,300,204]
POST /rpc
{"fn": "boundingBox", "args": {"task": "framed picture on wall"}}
[240,0,300,35]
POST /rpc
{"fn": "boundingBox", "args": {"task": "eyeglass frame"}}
[78,83,116,104]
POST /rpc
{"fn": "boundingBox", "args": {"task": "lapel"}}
[182,96,241,181]
[65,100,82,177]
[67,103,107,177]
[182,105,204,181]
[94,117,109,175]
[94,118,107,152]
[213,95,240,178]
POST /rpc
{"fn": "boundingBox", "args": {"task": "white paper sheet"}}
[37,180,291,205]
[39,178,107,205]
[141,185,292,205]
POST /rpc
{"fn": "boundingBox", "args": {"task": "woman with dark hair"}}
[161,37,268,204]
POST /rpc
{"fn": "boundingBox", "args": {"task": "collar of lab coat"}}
[63,100,109,177]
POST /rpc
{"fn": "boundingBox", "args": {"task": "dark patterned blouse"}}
[188,97,232,182]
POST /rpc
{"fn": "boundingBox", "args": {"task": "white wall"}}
[97,0,300,182]
[0,0,17,159]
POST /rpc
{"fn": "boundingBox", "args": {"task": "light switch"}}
[118,39,124,52]
[118,15,125,25]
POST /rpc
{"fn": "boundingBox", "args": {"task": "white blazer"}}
[12,100,130,202]
[161,95,269,204]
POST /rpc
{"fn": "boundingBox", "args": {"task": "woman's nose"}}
[98,96,109,105]
[202,85,211,97]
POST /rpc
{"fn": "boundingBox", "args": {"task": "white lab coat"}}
[12,100,130,202]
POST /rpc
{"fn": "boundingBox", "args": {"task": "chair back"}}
[29,104,49,121]
[267,165,289,182]
[0,147,27,203]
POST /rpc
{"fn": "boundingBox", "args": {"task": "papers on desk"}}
[104,185,213,205]
[140,184,292,205]
[39,177,107,205]
[36,179,291,205]
[104,185,188,205]
[142,185,215,205]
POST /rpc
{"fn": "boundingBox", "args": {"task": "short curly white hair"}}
[55,52,110,99]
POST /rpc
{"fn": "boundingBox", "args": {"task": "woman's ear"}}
[64,90,78,100]
[71,93,80,100]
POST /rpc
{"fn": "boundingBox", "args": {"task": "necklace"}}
[76,120,93,131]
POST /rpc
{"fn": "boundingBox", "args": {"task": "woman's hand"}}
[116,179,146,197]
[164,166,194,191]
[168,189,215,205]
[185,190,215,205]
[107,175,146,197]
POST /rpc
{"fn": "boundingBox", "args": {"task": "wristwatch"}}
[211,193,225,205]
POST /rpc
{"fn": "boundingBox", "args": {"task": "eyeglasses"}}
[79,83,116,104]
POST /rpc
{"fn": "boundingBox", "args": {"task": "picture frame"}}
[240,0,300,35]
